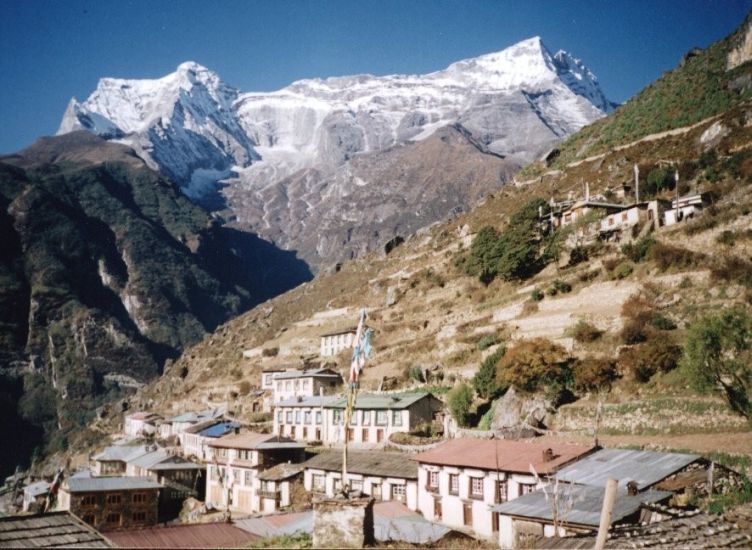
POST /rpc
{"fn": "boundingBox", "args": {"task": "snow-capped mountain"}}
[58,36,615,269]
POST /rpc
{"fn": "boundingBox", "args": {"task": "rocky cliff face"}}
[0,132,311,466]
[58,37,615,270]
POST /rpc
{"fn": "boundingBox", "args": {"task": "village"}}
[2,271,751,550]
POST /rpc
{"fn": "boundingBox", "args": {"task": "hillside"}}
[0,132,311,475]
[48,14,752,476]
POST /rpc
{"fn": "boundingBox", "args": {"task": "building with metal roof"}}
[105,522,259,548]
[554,448,701,491]
[65,473,162,493]
[271,368,343,404]
[0,512,112,548]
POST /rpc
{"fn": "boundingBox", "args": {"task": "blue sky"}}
[1,0,750,153]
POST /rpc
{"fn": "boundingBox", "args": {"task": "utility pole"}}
[633,164,640,203]
[594,478,618,550]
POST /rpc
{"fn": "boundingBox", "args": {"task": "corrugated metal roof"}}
[320,326,358,337]
[274,368,341,380]
[235,512,313,538]
[326,392,435,410]
[93,444,149,462]
[0,512,112,548]
[276,395,340,408]
[208,432,304,450]
[127,450,203,472]
[66,475,161,493]
[413,438,595,474]
[303,450,418,479]
[23,481,50,498]
[169,406,225,424]
[494,484,671,527]
[105,522,259,548]
[198,421,241,438]
[554,448,701,490]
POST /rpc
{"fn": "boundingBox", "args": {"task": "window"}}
[304,410,312,424]
[433,499,442,520]
[132,493,147,504]
[519,483,536,496]
[312,474,325,492]
[361,429,368,442]
[82,514,95,525]
[376,411,388,426]
[449,474,459,495]
[470,477,484,500]
[351,479,363,492]
[350,411,358,426]
[333,410,343,425]
[132,511,147,522]
[210,465,218,481]
[391,484,406,502]
[362,411,371,426]
[315,411,322,425]
[264,374,272,385]
[303,427,308,439]
[347,428,355,441]
[622,212,628,221]
[295,410,301,424]
[294,380,300,390]
[81,495,97,507]
[245,471,253,486]
[285,381,291,391]
[463,503,473,526]
[376,429,384,443]
[286,411,293,423]
[276,381,282,391]
[238,449,251,461]
[303,379,309,389]
[392,410,402,426]
[106,513,121,526]
[106,494,121,505]
[496,481,508,503]
[277,411,283,424]
[427,471,439,492]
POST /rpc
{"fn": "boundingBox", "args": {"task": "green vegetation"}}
[644,166,676,197]
[682,307,752,419]
[708,477,752,515]
[621,236,655,263]
[496,338,572,404]
[447,382,474,427]
[546,279,572,296]
[567,319,603,343]
[476,334,498,351]
[473,346,506,399]
[249,532,312,548]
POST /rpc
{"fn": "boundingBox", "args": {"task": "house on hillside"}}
[92,444,153,476]
[323,392,444,447]
[181,420,240,461]
[123,412,163,438]
[256,462,307,515]
[22,481,50,512]
[320,327,358,357]
[494,484,672,548]
[272,368,342,403]
[58,471,161,531]
[598,200,669,241]
[663,193,710,225]
[161,407,226,439]
[412,439,596,540]
[274,395,339,442]
[303,450,419,510]
[205,432,305,514]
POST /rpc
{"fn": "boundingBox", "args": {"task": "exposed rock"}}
[491,386,553,430]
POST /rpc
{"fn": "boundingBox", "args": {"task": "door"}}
[463,503,473,526]
[433,498,442,521]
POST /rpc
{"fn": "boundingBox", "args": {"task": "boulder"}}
[490,386,553,431]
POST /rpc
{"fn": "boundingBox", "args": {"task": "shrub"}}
[645,166,676,196]
[716,230,737,247]
[651,313,677,330]
[531,289,544,301]
[547,279,572,296]
[568,319,603,343]
[572,356,618,393]
[711,256,752,288]
[619,338,682,382]
[496,338,570,394]
[477,334,498,351]
[612,262,633,280]
[621,236,655,263]
[568,246,588,267]
[447,382,473,427]
[602,257,621,271]
[262,347,279,357]
[648,242,705,271]
[238,380,251,395]
[474,347,506,399]
[408,366,425,383]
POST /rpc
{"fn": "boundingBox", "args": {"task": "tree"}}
[473,346,506,399]
[465,226,502,284]
[496,338,570,393]
[682,307,752,418]
[447,382,474,427]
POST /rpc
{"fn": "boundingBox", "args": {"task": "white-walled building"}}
[303,450,419,511]
[161,407,226,439]
[413,439,595,540]
[255,462,306,515]
[323,392,444,447]
[272,368,342,402]
[664,193,709,225]
[205,432,305,515]
[274,396,339,442]
[123,412,163,438]
[181,421,240,462]
[320,328,358,357]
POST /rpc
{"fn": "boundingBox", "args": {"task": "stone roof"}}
[413,438,595,474]
[257,462,305,481]
[534,510,752,548]
[554,448,701,491]
[208,432,304,451]
[0,512,112,548]
[303,450,418,480]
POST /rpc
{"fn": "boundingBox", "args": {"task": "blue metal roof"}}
[198,421,241,438]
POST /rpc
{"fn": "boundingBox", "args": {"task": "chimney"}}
[542,448,554,462]
[627,480,638,496]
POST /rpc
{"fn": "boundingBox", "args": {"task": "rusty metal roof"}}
[0,512,112,548]
[413,438,595,474]
[105,522,259,548]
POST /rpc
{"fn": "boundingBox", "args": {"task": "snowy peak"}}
[552,50,615,113]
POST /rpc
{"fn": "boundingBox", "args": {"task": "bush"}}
[447,382,473,427]
[476,334,498,351]
[645,166,676,196]
[496,338,570,394]
[572,356,618,393]
[408,366,425,383]
[651,313,677,331]
[716,230,737,247]
[611,262,633,280]
[531,289,544,301]
[619,338,682,382]
[621,236,655,263]
[711,256,752,288]
[238,380,251,395]
[648,242,705,271]
[262,347,279,357]
[474,347,506,399]
[547,279,572,296]
[568,246,588,267]
[568,319,603,343]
